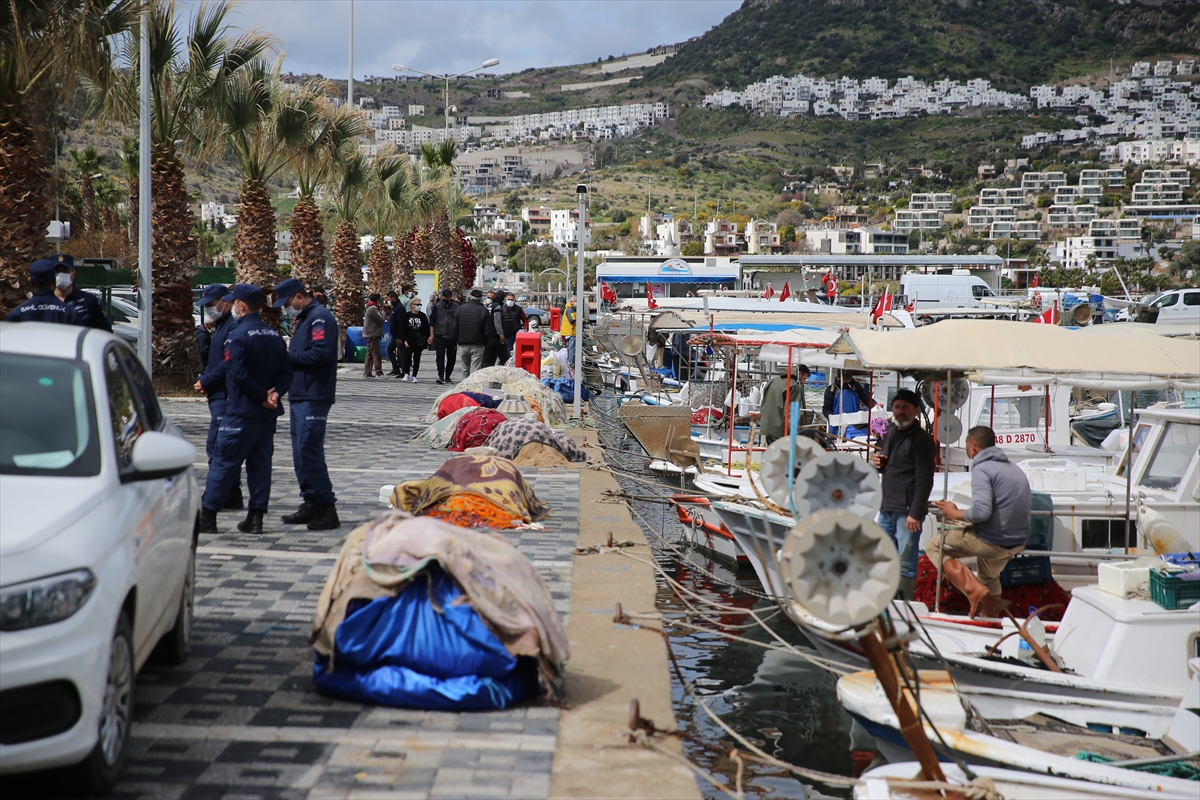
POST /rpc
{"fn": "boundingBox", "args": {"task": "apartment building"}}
[521,207,552,238]
[1088,218,1142,239]
[805,228,909,255]
[704,219,740,256]
[549,209,592,251]
[1046,204,1097,228]
[1021,172,1068,192]
[909,193,954,212]
[1142,169,1191,187]
[988,221,1041,241]
[1052,235,1143,270]
[745,219,782,254]
[893,210,943,232]
[968,206,1018,230]
[978,188,1028,207]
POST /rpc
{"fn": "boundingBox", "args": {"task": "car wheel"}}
[73,612,134,795]
[151,535,195,666]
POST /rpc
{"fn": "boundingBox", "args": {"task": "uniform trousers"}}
[203,415,277,512]
[205,396,241,491]
[434,336,457,381]
[289,401,336,506]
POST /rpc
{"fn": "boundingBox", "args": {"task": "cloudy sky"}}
[188,1,742,79]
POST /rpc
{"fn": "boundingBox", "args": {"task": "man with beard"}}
[872,389,935,599]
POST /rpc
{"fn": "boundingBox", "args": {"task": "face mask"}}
[55,272,72,291]
[204,306,220,322]
[411,305,421,313]
[231,304,245,320]
[505,299,514,308]
[283,304,300,319]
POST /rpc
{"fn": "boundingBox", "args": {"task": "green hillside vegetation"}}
[642,0,1200,94]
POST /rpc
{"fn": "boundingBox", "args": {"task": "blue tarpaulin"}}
[313,565,536,710]
[543,377,591,403]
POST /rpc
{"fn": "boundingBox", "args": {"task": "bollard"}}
[514,331,542,377]
[549,307,561,332]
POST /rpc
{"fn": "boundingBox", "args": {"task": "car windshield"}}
[0,353,100,477]
[1149,292,1178,308]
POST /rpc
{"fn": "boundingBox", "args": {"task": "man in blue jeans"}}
[872,389,935,599]
[274,277,341,530]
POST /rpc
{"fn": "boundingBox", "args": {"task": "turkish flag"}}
[601,281,617,305]
[1034,304,1059,324]
[1032,274,1040,289]
[870,289,893,324]
[647,285,658,310]
[763,283,775,299]
[906,299,916,312]
[779,280,791,301]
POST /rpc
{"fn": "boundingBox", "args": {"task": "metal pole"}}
[572,185,587,419]
[137,5,152,375]
[1123,391,1135,553]
[347,0,353,108]
[444,76,450,134]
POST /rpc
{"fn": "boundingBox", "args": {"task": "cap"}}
[470,288,483,298]
[224,283,264,305]
[271,277,306,307]
[892,388,922,409]
[29,259,58,282]
[54,254,75,270]
[198,283,229,307]
[440,289,453,299]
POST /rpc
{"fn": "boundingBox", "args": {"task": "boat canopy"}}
[830,319,1200,390]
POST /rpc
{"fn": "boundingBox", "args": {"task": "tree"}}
[327,145,370,334]
[68,146,104,233]
[94,0,273,384]
[0,0,138,314]
[681,240,704,256]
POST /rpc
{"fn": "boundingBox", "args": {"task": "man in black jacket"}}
[385,290,404,376]
[274,278,341,531]
[427,289,459,384]
[455,288,489,378]
[872,389,935,598]
[481,289,506,368]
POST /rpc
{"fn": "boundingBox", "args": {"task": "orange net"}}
[421,493,523,529]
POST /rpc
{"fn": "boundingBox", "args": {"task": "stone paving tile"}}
[100,370,577,800]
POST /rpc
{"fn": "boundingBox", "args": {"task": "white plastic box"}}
[1097,560,1151,597]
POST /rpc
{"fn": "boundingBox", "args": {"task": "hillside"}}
[641,0,1200,94]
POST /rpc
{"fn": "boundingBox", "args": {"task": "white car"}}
[0,322,199,793]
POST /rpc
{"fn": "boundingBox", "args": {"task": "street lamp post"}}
[392,58,500,136]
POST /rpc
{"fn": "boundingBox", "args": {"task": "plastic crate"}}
[352,345,367,363]
[1000,554,1052,588]
[1149,569,1200,610]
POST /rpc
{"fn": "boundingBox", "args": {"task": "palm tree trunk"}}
[126,177,138,250]
[234,178,280,326]
[458,227,477,288]
[331,219,363,334]
[151,144,202,385]
[412,224,433,274]
[0,107,52,316]
[433,211,462,292]
[393,227,413,290]
[289,193,326,289]
[81,175,98,233]
[366,234,393,297]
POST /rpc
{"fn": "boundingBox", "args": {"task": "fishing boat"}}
[855,761,1196,799]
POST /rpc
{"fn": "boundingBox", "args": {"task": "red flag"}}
[763,283,775,299]
[905,299,916,312]
[601,281,617,305]
[779,280,791,302]
[1034,303,1059,325]
[1031,274,1040,289]
[870,289,893,324]
[646,285,658,310]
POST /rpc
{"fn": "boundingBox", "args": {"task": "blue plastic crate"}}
[1000,553,1053,587]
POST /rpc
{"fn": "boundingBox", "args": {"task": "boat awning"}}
[601,274,737,284]
[830,319,1200,390]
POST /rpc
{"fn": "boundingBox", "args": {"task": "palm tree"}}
[374,155,444,292]
[68,146,105,233]
[285,89,365,290]
[362,148,406,297]
[92,0,273,384]
[327,144,370,339]
[117,136,139,246]
[0,0,138,315]
[219,59,317,324]
[418,140,463,291]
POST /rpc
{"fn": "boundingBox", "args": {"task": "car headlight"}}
[0,570,96,631]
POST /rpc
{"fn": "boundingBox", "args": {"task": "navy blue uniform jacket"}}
[62,289,112,331]
[6,289,82,325]
[288,302,338,404]
[199,311,237,399]
[224,314,292,419]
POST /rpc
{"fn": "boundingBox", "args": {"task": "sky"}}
[186,0,742,80]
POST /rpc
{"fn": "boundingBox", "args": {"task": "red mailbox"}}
[514,331,542,377]
[549,307,561,332]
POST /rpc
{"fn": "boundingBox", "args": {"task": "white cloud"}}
[188,0,741,78]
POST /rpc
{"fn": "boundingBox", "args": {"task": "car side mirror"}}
[123,431,196,483]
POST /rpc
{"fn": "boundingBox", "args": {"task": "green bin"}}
[353,346,367,363]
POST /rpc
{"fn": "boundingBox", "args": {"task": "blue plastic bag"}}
[543,377,591,403]
[313,565,535,710]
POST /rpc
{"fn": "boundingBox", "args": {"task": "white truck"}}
[899,271,996,310]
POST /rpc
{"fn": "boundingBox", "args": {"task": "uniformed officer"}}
[273,277,341,530]
[52,254,112,330]
[6,259,83,324]
[199,284,292,534]
[193,283,244,510]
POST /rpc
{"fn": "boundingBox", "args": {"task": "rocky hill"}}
[641,0,1200,93]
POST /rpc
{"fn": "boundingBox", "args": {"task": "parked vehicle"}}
[0,322,200,793]
[899,271,996,310]
[1137,288,1200,325]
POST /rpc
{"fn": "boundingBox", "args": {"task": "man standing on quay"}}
[275,278,341,530]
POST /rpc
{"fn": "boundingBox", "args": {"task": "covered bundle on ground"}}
[448,408,507,452]
[412,406,478,449]
[390,453,549,528]
[310,513,569,709]
[486,418,587,463]
[427,366,568,426]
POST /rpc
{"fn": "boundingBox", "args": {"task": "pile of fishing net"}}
[388,453,550,529]
[427,366,567,427]
[485,418,586,463]
[912,555,1071,621]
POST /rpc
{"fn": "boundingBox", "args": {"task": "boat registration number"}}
[999,432,1038,444]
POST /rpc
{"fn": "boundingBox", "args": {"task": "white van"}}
[1139,288,1200,325]
[899,272,996,310]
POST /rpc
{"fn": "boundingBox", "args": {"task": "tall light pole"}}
[392,58,500,136]
[347,0,353,109]
[138,2,152,375]
[572,184,588,419]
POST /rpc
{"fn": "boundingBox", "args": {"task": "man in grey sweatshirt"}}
[930,426,1032,618]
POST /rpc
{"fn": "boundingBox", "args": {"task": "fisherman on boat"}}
[874,388,935,599]
[931,425,1032,619]
[758,363,811,444]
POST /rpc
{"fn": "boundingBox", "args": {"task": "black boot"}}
[281,500,315,525]
[237,509,265,534]
[306,504,341,531]
[224,485,245,510]
[199,507,219,534]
